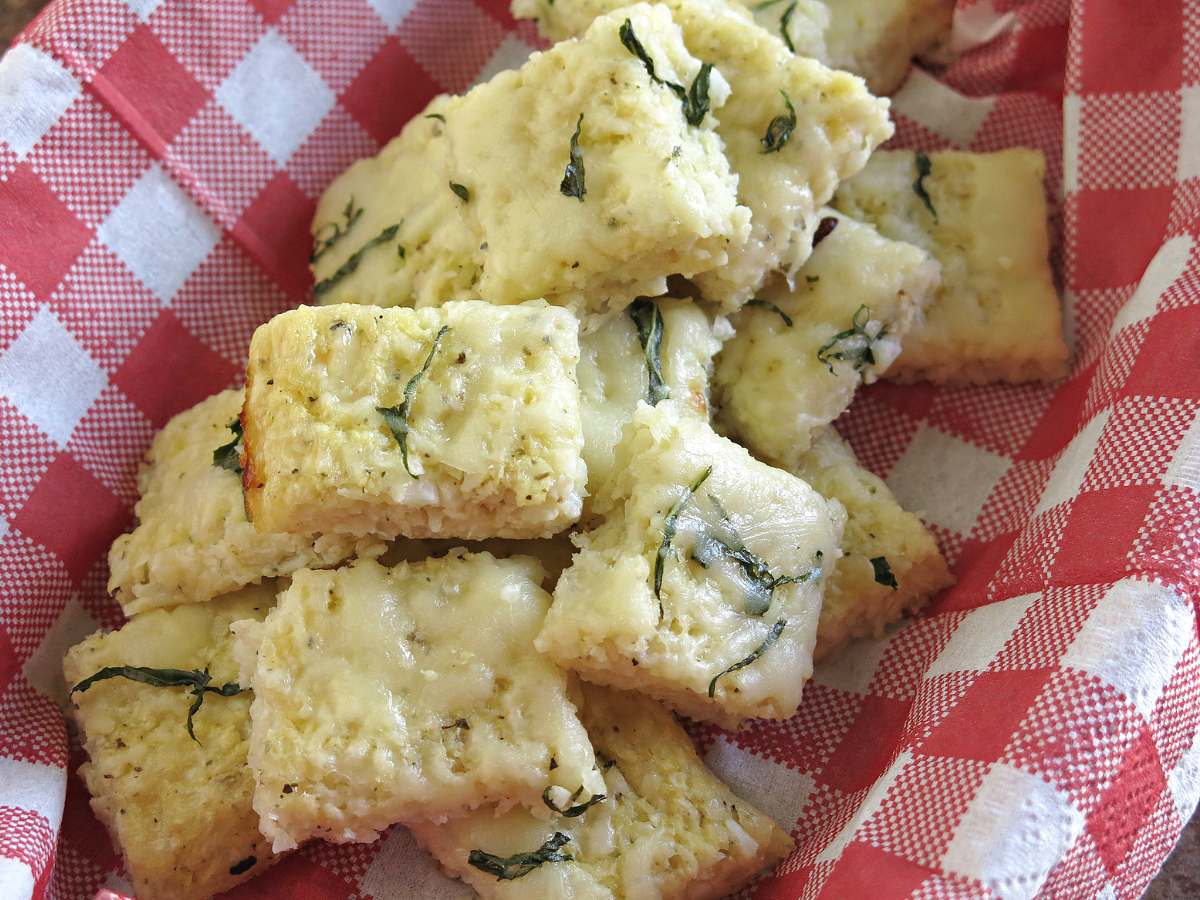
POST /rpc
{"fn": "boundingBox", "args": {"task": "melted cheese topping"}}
[411,684,793,900]
[242,301,586,540]
[239,553,603,852]
[63,585,279,900]
[538,400,844,728]
[107,389,376,615]
[312,4,748,317]
[513,0,894,306]
[833,149,1069,384]
[715,209,940,465]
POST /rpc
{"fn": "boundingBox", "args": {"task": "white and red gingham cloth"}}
[0,0,1197,897]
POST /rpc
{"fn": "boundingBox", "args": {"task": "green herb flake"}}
[542,786,608,818]
[816,305,884,375]
[377,325,450,477]
[761,90,796,153]
[708,618,787,698]
[654,466,712,617]
[779,1,798,53]
[213,418,243,474]
[913,152,938,221]
[744,299,793,328]
[229,856,257,876]
[871,556,899,589]
[628,299,669,406]
[619,19,713,127]
[313,223,400,300]
[425,113,446,122]
[560,113,587,201]
[468,832,573,881]
[70,666,247,743]
[450,181,470,203]
[310,196,364,263]
[683,62,713,126]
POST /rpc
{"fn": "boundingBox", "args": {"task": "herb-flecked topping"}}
[871,556,899,589]
[619,19,714,126]
[425,113,446,122]
[913,152,938,221]
[377,325,450,477]
[313,224,400,300]
[70,666,247,743]
[779,1,798,53]
[628,299,669,406]
[816,305,884,375]
[761,90,797,154]
[655,466,712,617]
[812,215,839,248]
[708,618,787,697]
[744,299,793,327]
[311,196,364,263]
[468,833,573,880]
[450,182,470,203]
[213,418,243,474]
[542,786,608,818]
[683,63,714,126]
[560,114,587,201]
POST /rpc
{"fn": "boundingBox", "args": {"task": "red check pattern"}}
[0,0,1197,897]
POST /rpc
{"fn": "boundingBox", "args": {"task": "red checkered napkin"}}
[0,0,1197,897]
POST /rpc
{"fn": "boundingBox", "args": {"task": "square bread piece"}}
[513,0,894,306]
[107,389,376,616]
[578,298,723,495]
[715,209,940,465]
[63,583,279,900]
[537,400,844,728]
[312,3,748,317]
[236,553,604,852]
[242,301,586,540]
[412,683,794,899]
[795,428,954,660]
[833,149,1069,384]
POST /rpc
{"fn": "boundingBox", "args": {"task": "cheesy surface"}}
[412,684,793,899]
[714,209,940,464]
[796,428,954,659]
[577,299,723,494]
[238,553,603,852]
[242,301,586,540]
[313,4,748,317]
[834,149,1069,384]
[513,0,894,305]
[107,389,374,615]
[63,584,279,900]
[538,400,844,727]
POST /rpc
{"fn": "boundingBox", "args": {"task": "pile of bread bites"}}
[63,2,1069,897]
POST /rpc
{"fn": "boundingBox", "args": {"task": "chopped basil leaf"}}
[871,556,899,589]
[744,299,793,327]
[450,182,470,202]
[760,90,797,153]
[655,466,712,618]
[816,304,885,375]
[468,833,573,881]
[619,19,713,126]
[683,63,713,126]
[560,113,587,201]
[377,325,450,477]
[620,18,662,82]
[70,666,247,743]
[229,856,257,876]
[425,113,446,122]
[709,618,787,697]
[913,152,938,221]
[542,786,607,818]
[313,223,400,300]
[779,1,798,53]
[213,418,243,474]
[628,299,669,406]
[812,215,839,248]
[310,196,364,263]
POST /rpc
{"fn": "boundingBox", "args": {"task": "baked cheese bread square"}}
[537,400,844,728]
[714,209,940,465]
[411,683,794,899]
[235,553,604,852]
[513,0,894,306]
[242,301,586,540]
[107,389,376,616]
[313,3,749,317]
[63,584,279,900]
[795,428,954,660]
[833,149,1069,384]
[578,298,723,495]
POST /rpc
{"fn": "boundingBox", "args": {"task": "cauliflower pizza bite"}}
[312,4,749,317]
[714,209,941,465]
[537,400,844,728]
[241,301,586,541]
[107,389,376,616]
[412,683,793,899]
[577,298,724,494]
[234,553,604,852]
[796,428,954,659]
[512,0,894,305]
[63,584,279,900]
[834,148,1070,384]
